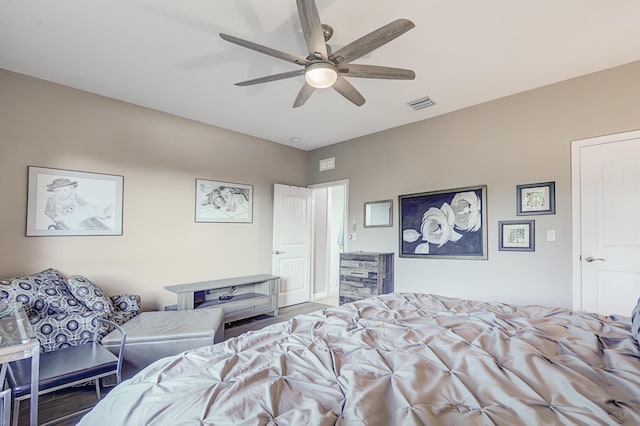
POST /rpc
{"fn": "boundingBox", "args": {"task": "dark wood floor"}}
[16,301,329,425]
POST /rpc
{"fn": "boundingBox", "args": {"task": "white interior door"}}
[572,129,640,316]
[273,184,312,307]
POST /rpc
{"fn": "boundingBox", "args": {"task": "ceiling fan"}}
[219,0,416,107]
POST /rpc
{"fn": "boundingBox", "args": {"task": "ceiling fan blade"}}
[293,83,316,108]
[332,77,365,106]
[296,0,328,60]
[220,33,309,66]
[235,70,305,86]
[329,19,415,65]
[339,64,415,80]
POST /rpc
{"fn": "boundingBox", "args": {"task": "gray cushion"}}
[103,310,223,343]
[101,309,224,372]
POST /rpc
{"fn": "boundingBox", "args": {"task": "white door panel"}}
[573,130,640,315]
[273,184,312,307]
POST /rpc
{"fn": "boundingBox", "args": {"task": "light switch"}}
[546,230,556,241]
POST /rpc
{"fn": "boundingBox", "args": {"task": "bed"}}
[79,292,640,425]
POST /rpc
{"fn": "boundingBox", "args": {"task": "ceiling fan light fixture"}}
[305,62,338,88]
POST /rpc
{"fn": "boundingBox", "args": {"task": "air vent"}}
[319,157,335,172]
[407,96,435,111]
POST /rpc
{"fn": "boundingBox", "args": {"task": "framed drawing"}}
[195,178,253,223]
[516,181,555,215]
[26,166,124,236]
[399,185,487,259]
[498,220,535,251]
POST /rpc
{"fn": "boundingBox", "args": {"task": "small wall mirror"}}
[364,199,393,228]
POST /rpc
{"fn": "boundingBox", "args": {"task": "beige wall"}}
[3,60,639,312]
[308,60,640,308]
[0,69,307,310]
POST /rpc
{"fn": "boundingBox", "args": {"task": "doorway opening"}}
[310,180,348,306]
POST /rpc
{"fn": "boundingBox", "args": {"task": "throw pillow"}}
[0,268,64,314]
[66,275,115,315]
[110,294,141,313]
[36,269,86,314]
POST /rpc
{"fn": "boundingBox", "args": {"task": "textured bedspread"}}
[79,293,640,425]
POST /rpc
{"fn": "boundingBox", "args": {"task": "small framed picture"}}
[498,220,535,251]
[195,178,253,223]
[516,181,555,215]
[26,166,124,236]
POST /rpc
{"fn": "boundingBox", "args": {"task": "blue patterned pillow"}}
[110,294,141,313]
[66,275,115,315]
[34,270,85,314]
[0,268,62,314]
[631,297,640,343]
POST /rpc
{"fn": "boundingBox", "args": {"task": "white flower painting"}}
[400,186,487,259]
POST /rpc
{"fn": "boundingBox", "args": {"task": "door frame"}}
[570,129,640,310]
[309,179,349,302]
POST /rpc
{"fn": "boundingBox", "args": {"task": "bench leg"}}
[95,379,102,400]
[11,399,19,426]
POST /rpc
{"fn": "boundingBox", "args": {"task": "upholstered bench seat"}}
[101,309,224,373]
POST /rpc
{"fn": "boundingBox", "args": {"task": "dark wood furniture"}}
[339,252,394,305]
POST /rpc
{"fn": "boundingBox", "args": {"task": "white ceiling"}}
[2,1,640,151]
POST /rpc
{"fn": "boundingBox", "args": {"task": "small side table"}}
[0,304,39,426]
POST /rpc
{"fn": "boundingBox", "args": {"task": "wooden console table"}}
[164,274,279,323]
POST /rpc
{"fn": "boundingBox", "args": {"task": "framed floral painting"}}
[399,185,487,259]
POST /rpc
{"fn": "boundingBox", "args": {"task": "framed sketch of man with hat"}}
[26,166,124,236]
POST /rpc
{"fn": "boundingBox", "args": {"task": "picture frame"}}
[195,178,253,223]
[26,166,124,236]
[399,185,487,259]
[516,181,555,215]
[498,220,535,251]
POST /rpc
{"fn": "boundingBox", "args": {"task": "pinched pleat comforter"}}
[79,293,640,425]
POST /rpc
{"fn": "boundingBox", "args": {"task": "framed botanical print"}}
[498,220,535,251]
[516,181,555,215]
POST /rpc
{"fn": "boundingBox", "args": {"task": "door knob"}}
[584,256,605,262]
[274,250,285,255]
